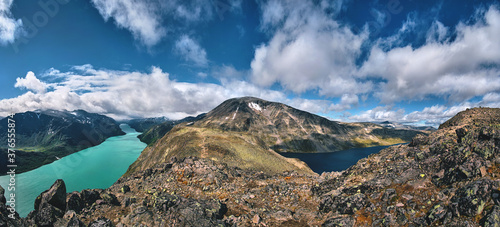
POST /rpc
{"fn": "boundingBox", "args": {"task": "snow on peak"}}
[248,102,262,112]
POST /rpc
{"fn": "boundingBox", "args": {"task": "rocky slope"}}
[0,110,124,175]
[127,97,425,175]
[1,107,497,226]
[314,107,500,226]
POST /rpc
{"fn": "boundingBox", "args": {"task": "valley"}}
[0,107,497,226]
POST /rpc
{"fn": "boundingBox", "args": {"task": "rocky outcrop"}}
[314,107,500,226]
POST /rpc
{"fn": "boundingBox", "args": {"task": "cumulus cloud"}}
[0,0,22,45]
[251,0,370,97]
[91,0,243,47]
[91,0,166,47]
[347,96,500,127]
[0,65,339,120]
[15,71,48,93]
[211,64,246,81]
[360,6,500,103]
[174,35,208,66]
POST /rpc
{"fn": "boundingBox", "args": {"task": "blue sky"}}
[0,0,499,126]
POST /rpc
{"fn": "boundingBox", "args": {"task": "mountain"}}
[134,114,206,145]
[378,121,436,131]
[126,97,426,175]
[0,110,124,175]
[3,107,498,226]
[193,97,425,151]
[127,117,170,132]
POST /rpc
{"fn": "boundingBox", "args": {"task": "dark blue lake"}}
[279,145,397,174]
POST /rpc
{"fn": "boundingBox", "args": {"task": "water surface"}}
[0,124,146,217]
[280,145,397,174]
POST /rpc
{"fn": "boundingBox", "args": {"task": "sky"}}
[0,0,499,127]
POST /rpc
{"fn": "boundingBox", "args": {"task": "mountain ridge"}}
[2,107,498,226]
[126,97,427,175]
[0,109,124,175]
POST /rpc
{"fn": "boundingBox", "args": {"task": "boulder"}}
[451,179,494,217]
[81,189,102,206]
[34,179,67,211]
[67,192,84,213]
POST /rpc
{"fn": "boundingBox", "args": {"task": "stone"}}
[0,185,6,204]
[451,179,493,217]
[426,204,447,225]
[121,185,130,193]
[89,217,113,227]
[483,205,500,227]
[67,192,84,213]
[81,189,102,206]
[34,179,67,211]
[252,214,260,224]
[322,216,355,227]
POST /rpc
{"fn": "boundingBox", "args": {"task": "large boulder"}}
[34,179,67,211]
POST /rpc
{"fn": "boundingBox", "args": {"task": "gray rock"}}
[34,179,67,211]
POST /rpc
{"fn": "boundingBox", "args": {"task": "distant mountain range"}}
[377,121,436,131]
[128,114,206,145]
[5,107,498,226]
[126,97,428,175]
[0,110,124,175]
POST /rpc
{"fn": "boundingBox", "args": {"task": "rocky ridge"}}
[1,107,498,226]
[315,107,500,226]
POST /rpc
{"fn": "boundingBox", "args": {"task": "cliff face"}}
[0,110,124,174]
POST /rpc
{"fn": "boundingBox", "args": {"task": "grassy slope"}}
[126,126,315,176]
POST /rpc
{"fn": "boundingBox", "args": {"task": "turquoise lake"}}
[0,124,146,217]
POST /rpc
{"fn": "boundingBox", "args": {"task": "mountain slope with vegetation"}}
[127,97,426,175]
[0,110,124,175]
[1,107,499,226]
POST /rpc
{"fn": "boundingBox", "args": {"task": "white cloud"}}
[91,0,166,47]
[90,0,243,47]
[14,71,48,93]
[346,100,499,127]
[174,35,208,67]
[161,0,213,22]
[329,94,359,112]
[360,6,500,103]
[0,0,22,45]
[211,64,246,81]
[251,0,370,97]
[0,65,339,120]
